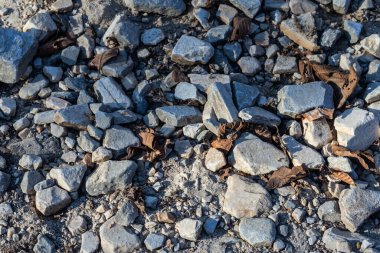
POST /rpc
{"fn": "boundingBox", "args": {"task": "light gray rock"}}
[141,28,165,46]
[19,74,49,100]
[102,15,140,50]
[232,82,260,110]
[175,218,203,241]
[78,133,100,153]
[171,35,214,65]
[273,55,298,74]
[239,218,276,247]
[103,126,140,153]
[217,4,238,25]
[45,97,71,110]
[188,73,231,92]
[92,147,113,163]
[334,108,378,151]
[43,66,63,83]
[34,235,56,253]
[206,25,232,44]
[114,200,139,227]
[237,57,261,76]
[51,0,74,12]
[208,82,238,123]
[49,165,87,192]
[21,171,45,194]
[94,77,132,109]
[327,157,354,173]
[23,11,57,42]
[144,233,166,251]
[223,175,272,218]
[0,97,16,117]
[318,200,341,222]
[344,20,362,44]
[229,132,289,175]
[229,0,261,18]
[302,117,333,149]
[19,154,43,170]
[80,231,99,253]
[333,0,351,14]
[123,0,186,16]
[34,111,56,125]
[239,107,281,126]
[54,104,92,130]
[174,82,206,104]
[205,147,226,172]
[361,34,380,58]
[156,106,202,127]
[85,160,137,196]
[68,215,87,235]
[339,187,380,232]
[277,82,334,118]
[366,61,380,83]
[0,27,38,84]
[289,0,318,14]
[61,45,80,65]
[35,186,71,216]
[174,139,193,159]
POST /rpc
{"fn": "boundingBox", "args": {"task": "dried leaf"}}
[231,16,251,41]
[171,68,188,83]
[121,147,138,160]
[138,129,172,162]
[89,47,119,71]
[301,108,334,121]
[268,165,307,189]
[330,171,355,185]
[331,142,374,170]
[299,61,359,109]
[211,138,234,153]
[138,129,156,150]
[219,167,232,181]
[38,37,75,57]
[253,125,273,143]
[218,122,247,136]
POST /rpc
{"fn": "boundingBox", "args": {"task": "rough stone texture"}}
[114,200,139,227]
[0,27,38,84]
[94,77,132,109]
[49,165,87,192]
[334,108,378,151]
[21,171,45,194]
[333,0,351,14]
[80,231,99,253]
[102,15,140,50]
[277,82,334,118]
[123,0,186,16]
[103,126,140,153]
[156,106,202,127]
[363,82,380,103]
[339,187,380,232]
[23,11,57,42]
[175,218,203,241]
[188,73,231,92]
[223,175,272,218]
[85,160,137,196]
[322,227,373,252]
[208,82,238,123]
[318,201,341,223]
[344,20,362,44]
[229,0,261,18]
[366,62,380,83]
[54,104,92,130]
[289,0,318,14]
[205,148,226,172]
[239,107,281,126]
[239,218,276,247]
[171,35,214,65]
[35,186,71,216]
[34,235,56,253]
[237,57,261,76]
[302,118,333,149]
[19,75,49,100]
[273,55,298,74]
[361,34,380,58]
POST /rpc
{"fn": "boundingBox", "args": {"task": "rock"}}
[239,218,276,247]
[205,148,226,172]
[361,34,380,58]
[54,104,92,130]
[174,139,193,159]
[19,154,43,170]
[194,8,211,30]
[223,175,272,218]
[156,106,202,127]
[114,200,139,227]
[102,15,140,50]
[289,0,318,14]
[50,0,74,13]
[208,82,239,123]
[99,218,141,253]
[49,165,87,192]
[0,172,10,193]
[229,133,289,175]
[45,97,71,110]
[68,215,87,235]
[78,133,100,153]
[334,108,378,151]
[174,82,206,104]
[344,20,362,44]
[292,207,306,222]
[206,25,232,44]
[23,11,57,42]
[85,160,137,196]
[13,117,30,132]
[229,0,261,18]
[333,0,351,14]
[217,4,238,25]
[103,126,140,154]
[239,107,281,126]
[188,73,231,92]
[302,117,333,149]
[141,28,165,46]
[43,66,63,83]
[223,42,242,62]
[327,157,354,173]
[20,171,44,194]
[237,57,261,76]
[232,82,260,110]
[144,233,166,251]
[92,147,113,163]
[273,55,298,74]
[339,187,380,232]
[0,97,16,117]
[320,28,342,48]
[61,45,80,65]
[318,200,341,222]
[175,218,203,241]
[94,77,132,109]
[282,135,325,169]
[366,61,380,83]
[123,0,186,16]
[19,74,49,100]
[171,35,214,65]
[34,235,56,253]
[35,186,71,216]
[80,231,99,253]
[280,13,319,52]
[0,27,38,84]
[277,82,334,118]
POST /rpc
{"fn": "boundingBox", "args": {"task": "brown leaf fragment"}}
[253,125,273,143]
[89,47,119,71]
[231,16,251,41]
[218,167,232,181]
[330,142,374,170]
[171,67,188,83]
[121,147,138,160]
[330,171,355,185]
[301,108,334,121]
[211,138,234,153]
[218,122,247,136]
[138,129,156,150]
[38,37,75,57]
[268,165,307,189]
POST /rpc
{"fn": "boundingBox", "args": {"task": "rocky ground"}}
[0,0,380,252]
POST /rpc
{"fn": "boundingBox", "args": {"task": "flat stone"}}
[334,108,378,151]
[239,106,281,126]
[361,34,380,58]
[80,231,99,253]
[174,82,206,104]
[223,174,272,218]
[237,56,261,76]
[114,200,139,227]
[35,186,71,216]
[144,233,166,251]
[50,0,74,12]
[102,15,140,50]
[344,20,362,44]
[339,187,380,232]
[280,13,319,52]
[54,104,92,130]
[34,110,57,125]
[0,27,38,84]
[277,82,334,118]
[19,74,49,100]
[103,126,140,153]
[364,82,380,104]
[23,11,57,42]
[366,61,380,83]
[85,160,137,196]
[328,157,354,173]
[208,82,239,123]
[156,106,202,127]
[94,77,132,109]
[282,135,325,169]
[232,82,260,110]
[205,147,226,172]
[229,0,261,18]
[273,55,298,74]
[333,0,351,14]
[289,0,318,14]
[175,218,203,241]
[318,200,341,222]
[49,165,87,192]
[302,117,333,149]
[141,28,165,46]
[171,35,214,65]
[239,218,276,247]
[188,73,230,92]
[229,132,289,175]
[123,0,186,16]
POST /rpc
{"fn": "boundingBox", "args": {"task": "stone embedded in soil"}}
[239,106,281,126]
[208,82,239,123]
[171,35,214,65]
[223,174,272,218]
[229,132,289,175]
[35,186,71,216]
[322,227,373,253]
[114,200,139,227]
[175,218,203,242]
[34,235,56,253]
[156,105,202,127]
[102,15,140,50]
[123,0,186,17]
[239,218,276,247]
[94,77,132,109]
[361,34,380,58]
[49,165,87,192]
[229,0,261,18]
[54,104,92,130]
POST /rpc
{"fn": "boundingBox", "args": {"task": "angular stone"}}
[144,233,166,251]
[123,0,186,16]
[45,97,71,110]
[94,77,132,109]
[175,218,203,242]
[366,61,380,83]
[35,186,71,216]
[208,82,239,123]
[34,235,56,253]
[205,147,226,172]
[0,27,38,84]
[49,165,87,192]
[361,34,380,58]
[333,0,351,14]
[171,35,214,65]
[34,110,56,125]
[289,0,318,14]
[78,133,100,153]
[114,200,139,227]
[50,0,74,13]
[223,175,272,218]
[54,104,92,130]
[232,82,260,110]
[223,42,242,62]
[230,133,289,175]
[23,11,57,42]
[318,200,341,223]
[19,74,49,100]
[237,56,261,76]
[21,171,44,194]
[277,82,334,118]
[174,82,206,104]
[141,28,165,46]
[188,73,230,92]
[80,231,99,253]
[92,147,112,163]
[322,227,373,253]
[273,55,298,74]
[19,154,43,170]
[239,106,281,126]
[344,20,362,44]
[85,160,137,196]
[229,0,261,18]
[61,46,80,65]
[217,4,238,25]
[239,218,276,247]
[334,108,378,151]
[302,117,333,149]
[328,157,354,173]
[102,15,140,50]
[103,126,140,153]
[0,97,16,117]
[205,25,232,44]
[282,135,325,169]
[156,106,202,127]
[193,8,211,30]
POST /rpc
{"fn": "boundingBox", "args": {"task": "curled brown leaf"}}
[330,171,355,185]
[231,16,251,41]
[330,142,374,170]
[268,165,307,189]
[89,47,119,71]
[38,37,75,57]
[300,108,334,121]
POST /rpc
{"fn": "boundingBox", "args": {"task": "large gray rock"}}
[208,82,238,123]
[188,73,231,92]
[333,0,351,14]
[175,218,203,241]
[102,15,140,50]
[156,106,202,127]
[35,186,71,216]
[123,0,186,16]
[239,218,276,247]
[0,27,38,84]
[277,82,334,118]
[361,34,380,58]
[229,133,289,175]
[223,175,272,218]
[94,77,132,109]
[85,160,137,196]
[49,165,87,192]
[171,35,214,65]
[103,126,140,153]
[232,82,260,110]
[339,187,380,232]
[23,11,57,42]
[229,0,261,18]
[54,104,93,130]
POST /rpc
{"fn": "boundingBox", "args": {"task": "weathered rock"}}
[68,215,87,235]
[61,46,80,65]
[34,235,56,253]
[49,165,87,192]
[174,82,206,104]
[344,20,362,44]
[217,4,238,25]
[144,233,166,251]
[94,77,132,109]
[239,107,281,126]
[54,104,92,130]
[361,34,380,58]
[19,74,49,100]
[366,61,380,83]
[237,57,261,76]
[205,148,226,172]
[223,174,272,218]
[156,106,202,127]
[85,160,137,196]
[23,11,57,42]
[175,218,203,241]
[35,186,71,216]
[208,82,238,123]
[229,0,261,18]
[289,0,318,14]
[21,171,44,194]
[333,0,351,14]
[239,218,276,247]
[206,25,232,44]
[80,231,99,253]
[141,28,165,46]
[229,133,289,175]
[123,0,186,16]
[193,8,211,30]
[78,133,100,153]
[188,73,231,92]
[102,15,140,50]
[114,200,139,227]
[171,35,214,65]
[0,97,16,118]
[103,126,140,153]
[318,201,341,222]
[19,154,43,170]
[273,55,298,74]
[50,0,74,13]
[323,227,376,252]
[0,172,10,193]
[232,82,260,110]
[302,117,333,149]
